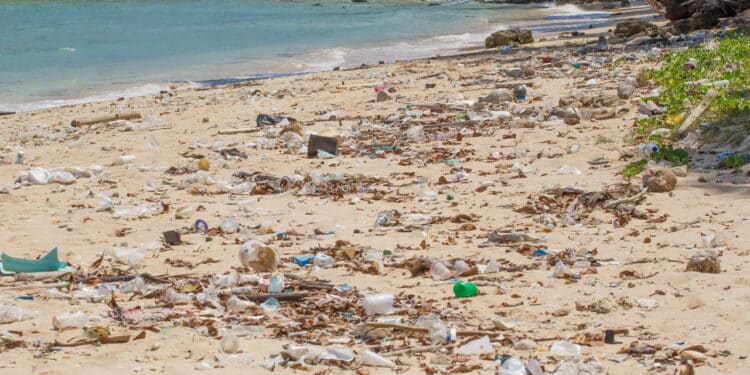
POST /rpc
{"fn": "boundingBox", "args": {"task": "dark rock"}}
[376,90,392,102]
[485,29,533,49]
[614,21,659,38]
[617,84,636,99]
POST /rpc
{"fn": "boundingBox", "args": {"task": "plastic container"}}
[112,202,165,219]
[220,334,240,354]
[512,84,527,100]
[417,315,455,345]
[0,305,38,324]
[220,217,239,233]
[453,281,478,298]
[499,358,527,375]
[550,341,581,359]
[267,274,285,294]
[260,297,281,312]
[454,260,470,276]
[362,293,394,316]
[639,142,659,157]
[313,253,335,269]
[401,213,433,226]
[52,311,88,330]
[430,261,452,281]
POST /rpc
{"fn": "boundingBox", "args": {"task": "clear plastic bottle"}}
[163,288,193,305]
[0,305,38,324]
[227,296,255,313]
[499,358,527,375]
[550,341,581,359]
[52,311,88,330]
[454,260,470,276]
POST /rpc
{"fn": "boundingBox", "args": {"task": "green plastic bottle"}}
[453,281,478,298]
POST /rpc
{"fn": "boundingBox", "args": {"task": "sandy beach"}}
[0,5,748,375]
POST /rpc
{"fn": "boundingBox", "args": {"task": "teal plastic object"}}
[0,247,67,274]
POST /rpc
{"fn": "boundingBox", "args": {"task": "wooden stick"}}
[382,345,437,356]
[421,120,478,130]
[70,111,141,127]
[603,187,648,209]
[218,127,262,135]
[364,322,497,337]
[99,273,171,284]
[678,90,714,135]
[218,289,314,301]
[0,111,15,117]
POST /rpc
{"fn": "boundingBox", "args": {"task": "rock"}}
[508,118,535,129]
[685,250,721,274]
[507,67,525,78]
[634,70,649,88]
[672,165,688,177]
[617,84,636,99]
[376,90,392,102]
[614,21,659,38]
[643,167,677,192]
[680,350,708,362]
[485,28,533,48]
[551,107,580,125]
[513,339,539,350]
[486,89,514,104]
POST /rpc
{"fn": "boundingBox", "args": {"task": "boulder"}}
[685,250,721,273]
[614,21,659,38]
[643,167,677,192]
[486,89,514,104]
[485,28,533,48]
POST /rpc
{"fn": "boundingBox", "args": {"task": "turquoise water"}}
[0,0,608,111]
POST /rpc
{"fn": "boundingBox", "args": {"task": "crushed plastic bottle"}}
[164,288,193,305]
[52,311,88,330]
[0,305,38,324]
[454,335,493,355]
[552,260,579,279]
[361,350,396,368]
[227,296,256,313]
[430,261,452,281]
[112,202,165,219]
[313,253,335,269]
[401,213,433,226]
[417,315,454,345]
[220,217,239,233]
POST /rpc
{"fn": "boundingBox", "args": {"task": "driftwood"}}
[70,111,141,127]
[14,269,75,282]
[218,289,314,301]
[0,111,15,117]
[364,322,496,337]
[421,120,479,130]
[603,187,648,209]
[99,273,171,284]
[678,90,713,135]
[218,127,262,135]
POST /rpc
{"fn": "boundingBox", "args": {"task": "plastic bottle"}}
[227,296,255,313]
[401,213,433,226]
[453,281,478,298]
[430,261,452,281]
[267,274,285,293]
[52,311,88,330]
[313,253,335,269]
[362,293,394,316]
[417,315,455,345]
[639,142,659,157]
[112,202,165,219]
[0,305,38,324]
[499,358,527,375]
[512,84,527,100]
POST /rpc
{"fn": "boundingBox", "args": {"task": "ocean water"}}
[0,0,609,112]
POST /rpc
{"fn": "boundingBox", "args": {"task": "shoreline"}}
[0,2,636,114]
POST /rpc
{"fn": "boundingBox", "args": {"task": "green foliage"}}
[650,145,689,166]
[645,31,750,129]
[623,159,647,178]
[720,154,747,170]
